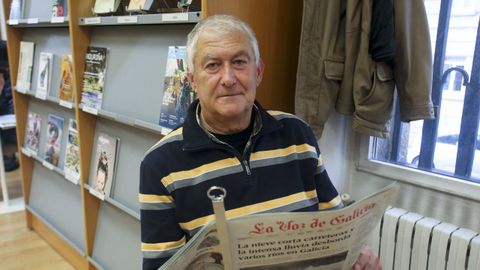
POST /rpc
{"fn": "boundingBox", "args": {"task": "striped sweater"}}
[139,100,342,269]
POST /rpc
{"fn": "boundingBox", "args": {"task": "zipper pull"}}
[243,160,252,175]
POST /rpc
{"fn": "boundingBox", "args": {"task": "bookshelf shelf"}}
[79,103,164,135]
[4,0,302,269]
[7,18,69,27]
[105,196,140,220]
[82,183,140,220]
[87,256,106,270]
[20,146,80,185]
[78,12,200,26]
[16,89,76,109]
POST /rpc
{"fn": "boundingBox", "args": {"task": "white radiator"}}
[369,207,480,270]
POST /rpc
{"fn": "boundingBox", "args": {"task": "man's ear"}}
[187,70,196,92]
[256,59,265,87]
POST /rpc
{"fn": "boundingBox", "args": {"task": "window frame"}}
[367,0,480,188]
[357,135,480,201]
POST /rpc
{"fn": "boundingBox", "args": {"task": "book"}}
[159,46,196,134]
[126,0,160,13]
[92,0,121,15]
[44,114,64,167]
[51,0,68,18]
[63,119,80,183]
[36,52,54,99]
[177,0,193,9]
[16,41,35,93]
[89,133,119,200]
[24,112,42,156]
[8,0,23,21]
[160,183,399,270]
[58,54,73,102]
[127,0,147,11]
[81,47,108,111]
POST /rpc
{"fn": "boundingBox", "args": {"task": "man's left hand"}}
[352,245,382,270]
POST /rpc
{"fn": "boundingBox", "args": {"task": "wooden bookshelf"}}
[4,0,303,269]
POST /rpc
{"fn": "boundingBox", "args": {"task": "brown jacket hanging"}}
[295,0,435,138]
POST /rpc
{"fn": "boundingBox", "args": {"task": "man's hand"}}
[352,245,382,270]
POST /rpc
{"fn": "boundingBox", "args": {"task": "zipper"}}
[194,104,262,176]
[208,135,252,176]
[243,160,252,175]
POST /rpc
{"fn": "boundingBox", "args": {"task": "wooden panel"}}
[3,2,303,269]
[29,210,88,270]
[68,0,100,263]
[203,0,303,113]
[2,0,34,228]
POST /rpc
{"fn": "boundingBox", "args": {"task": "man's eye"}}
[205,62,219,69]
[233,59,247,66]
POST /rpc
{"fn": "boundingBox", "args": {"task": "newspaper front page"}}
[160,182,399,270]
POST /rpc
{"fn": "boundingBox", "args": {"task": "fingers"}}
[352,246,382,270]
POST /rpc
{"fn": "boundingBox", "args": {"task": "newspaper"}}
[160,182,399,270]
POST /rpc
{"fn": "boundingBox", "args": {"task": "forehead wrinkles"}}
[196,31,253,65]
[201,50,251,62]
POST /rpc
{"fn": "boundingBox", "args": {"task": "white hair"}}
[186,15,260,72]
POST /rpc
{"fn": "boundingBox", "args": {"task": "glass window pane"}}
[372,0,480,183]
[473,131,480,181]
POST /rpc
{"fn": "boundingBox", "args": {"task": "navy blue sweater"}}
[139,100,342,269]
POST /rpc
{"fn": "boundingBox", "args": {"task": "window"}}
[461,0,477,9]
[442,57,465,91]
[371,0,480,184]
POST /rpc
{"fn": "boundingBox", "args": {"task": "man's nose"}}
[220,64,236,87]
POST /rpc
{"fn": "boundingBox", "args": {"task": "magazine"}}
[126,0,160,13]
[16,41,35,93]
[58,54,73,103]
[44,114,64,167]
[36,52,54,99]
[159,46,196,134]
[51,0,68,18]
[126,0,147,11]
[160,183,399,270]
[89,132,119,200]
[24,112,42,156]
[93,0,121,15]
[63,119,80,184]
[9,0,23,21]
[81,46,108,111]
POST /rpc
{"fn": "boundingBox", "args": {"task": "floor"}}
[0,164,22,200]
[0,168,75,270]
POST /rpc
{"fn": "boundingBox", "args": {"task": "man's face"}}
[188,29,264,124]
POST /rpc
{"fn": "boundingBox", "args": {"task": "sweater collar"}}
[182,99,283,151]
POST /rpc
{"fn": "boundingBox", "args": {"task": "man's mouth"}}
[219,93,242,98]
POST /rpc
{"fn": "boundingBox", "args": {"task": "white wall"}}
[318,111,351,194]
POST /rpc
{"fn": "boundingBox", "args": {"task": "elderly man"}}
[140,15,381,270]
